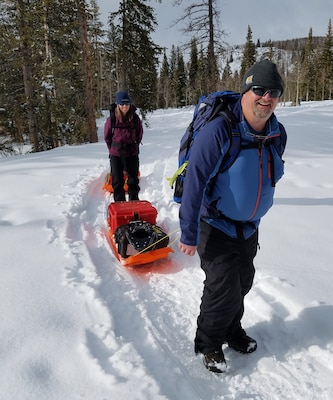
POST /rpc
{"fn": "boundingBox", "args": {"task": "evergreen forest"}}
[0,0,332,155]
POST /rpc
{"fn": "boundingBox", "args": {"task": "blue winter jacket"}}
[179,98,287,244]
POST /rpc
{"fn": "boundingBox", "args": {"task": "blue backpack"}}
[167,90,285,203]
[167,91,242,203]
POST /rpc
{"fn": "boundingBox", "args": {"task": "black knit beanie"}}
[241,59,284,95]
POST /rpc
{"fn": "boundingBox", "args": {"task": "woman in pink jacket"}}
[104,91,143,201]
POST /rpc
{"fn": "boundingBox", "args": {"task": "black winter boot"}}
[228,335,257,354]
[202,350,227,373]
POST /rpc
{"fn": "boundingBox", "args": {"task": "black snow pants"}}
[194,220,258,355]
[110,155,140,202]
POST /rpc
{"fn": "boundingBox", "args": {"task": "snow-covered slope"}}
[0,101,333,399]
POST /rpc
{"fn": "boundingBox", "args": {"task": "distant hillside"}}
[223,46,293,75]
[223,36,326,75]
[267,36,325,51]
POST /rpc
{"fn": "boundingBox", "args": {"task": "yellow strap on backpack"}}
[166,161,188,188]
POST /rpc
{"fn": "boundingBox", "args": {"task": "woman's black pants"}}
[110,155,140,201]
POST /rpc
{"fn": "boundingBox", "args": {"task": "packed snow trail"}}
[61,174,332,399]
[60,172,333,399]
[1,104,332,399]
[55,104,333,399]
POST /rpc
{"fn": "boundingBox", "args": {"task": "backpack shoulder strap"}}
[109,103,117,137]
[132,111,140,130]
[207,110,238,195]
[218,109,240,172]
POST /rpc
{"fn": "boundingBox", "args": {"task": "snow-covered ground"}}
[1,100,333,399]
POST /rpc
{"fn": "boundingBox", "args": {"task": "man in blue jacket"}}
[178,60,287,373]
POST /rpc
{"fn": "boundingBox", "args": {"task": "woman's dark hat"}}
[116,90,131,105]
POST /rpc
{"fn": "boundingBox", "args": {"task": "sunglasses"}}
[250,86,282,98]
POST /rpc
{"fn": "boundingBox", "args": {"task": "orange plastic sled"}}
[106,200,173,267]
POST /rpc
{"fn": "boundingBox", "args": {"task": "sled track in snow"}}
[59,165,333,400]
[59,168,221,398]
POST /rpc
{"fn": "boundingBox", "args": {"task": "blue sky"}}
[97,0,332,50]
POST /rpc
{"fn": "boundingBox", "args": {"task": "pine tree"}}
[221,61,233,90]
[172,0,225,92]
[87,0,108,112]
[105,15,122,105]
[16,0,40,151]
[266,40,274,61]
[240,25,256,79]
[302,28,316,101]
[0,0,100,151]
[109,0,162,115]
[319,19,333,100]
[169,45,178,108]
[197,46,209,95]
[174,48,187,107]
[78,0,98,143]
[0,2,25,149]
[188,38,199,103]
[158,50,170,108]
[45,0,90,146]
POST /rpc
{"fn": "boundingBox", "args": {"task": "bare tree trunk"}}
[207,0,216,92]
[22,64,39,151]
[78,0,98,143]
[17,0,39,151]
[120,0,127,89]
